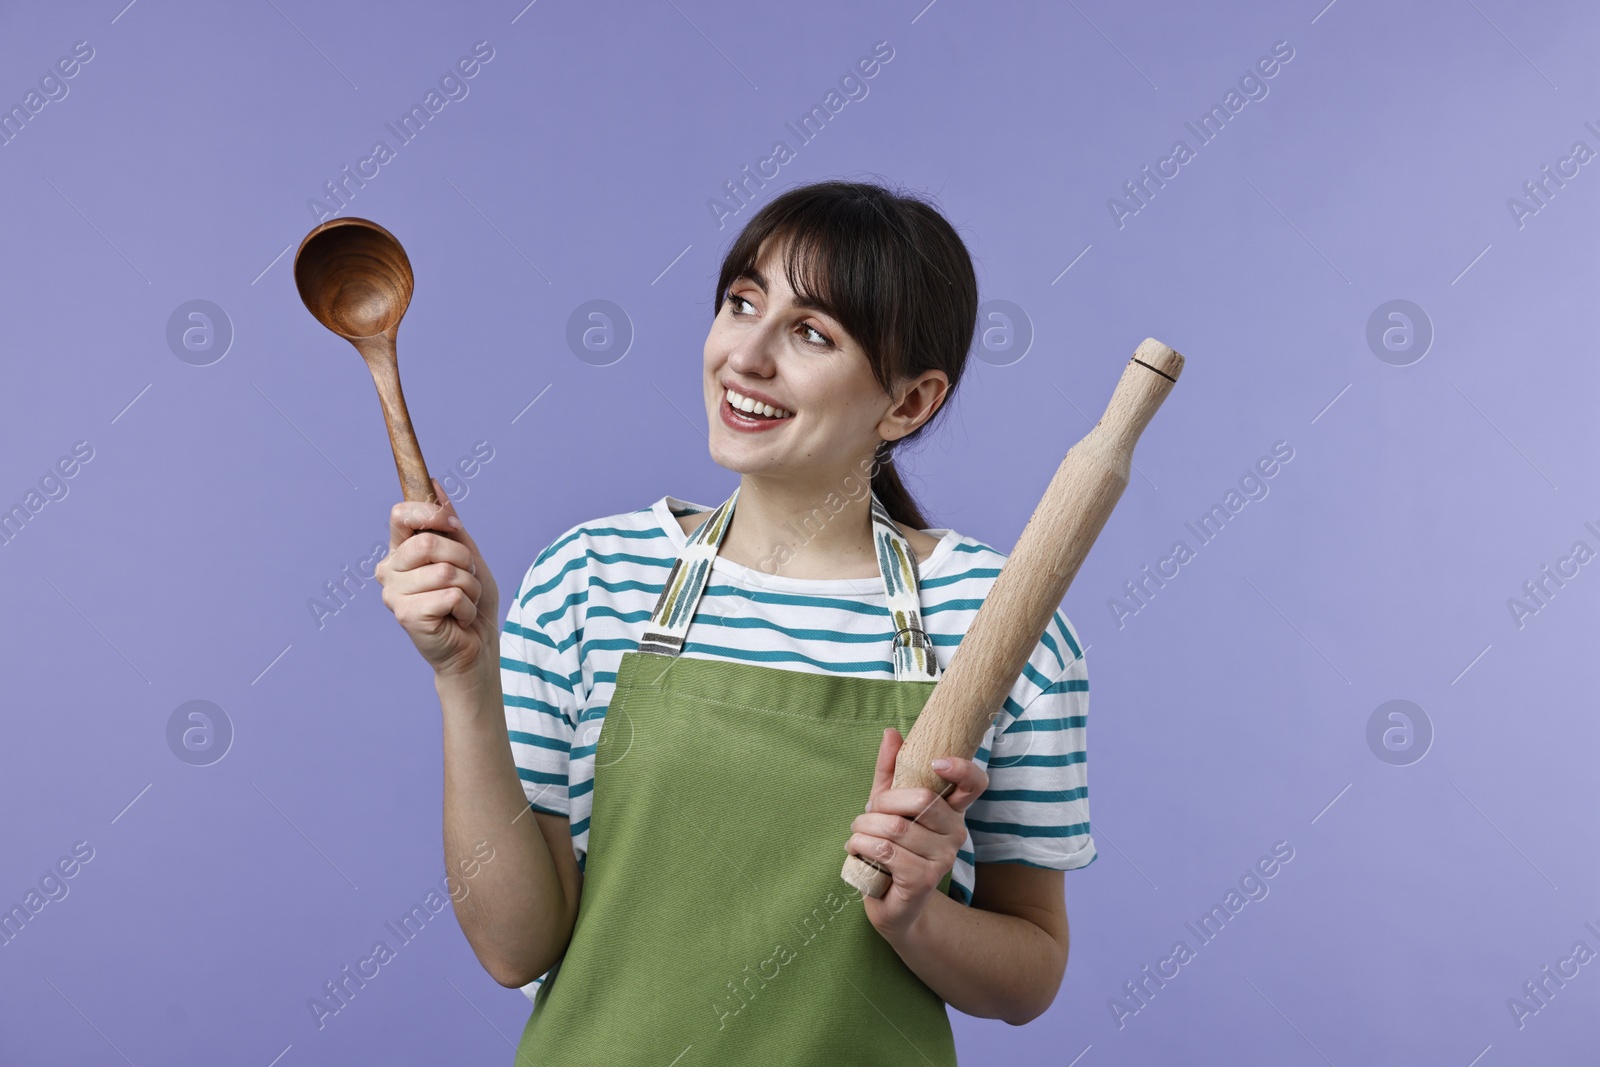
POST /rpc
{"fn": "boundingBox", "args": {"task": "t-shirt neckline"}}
[652,494,959,595]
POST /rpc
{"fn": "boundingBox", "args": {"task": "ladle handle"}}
[355,335,437,506]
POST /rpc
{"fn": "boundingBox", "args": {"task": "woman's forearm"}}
[438,664,577,987]
[877,890,1064,1025]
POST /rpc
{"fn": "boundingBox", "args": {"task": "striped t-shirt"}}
[499,494,1097,968]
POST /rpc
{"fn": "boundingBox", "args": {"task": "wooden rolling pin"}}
[842,337,1184,898]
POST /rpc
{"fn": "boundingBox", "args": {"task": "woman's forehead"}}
[735,265,829,315]
[742,235,832,311]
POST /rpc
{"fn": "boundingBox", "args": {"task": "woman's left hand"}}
[847,726,989,940]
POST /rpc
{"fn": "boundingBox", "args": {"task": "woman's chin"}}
[707,437,783,474]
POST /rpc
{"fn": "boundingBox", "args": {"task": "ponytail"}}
[870,440,928,531]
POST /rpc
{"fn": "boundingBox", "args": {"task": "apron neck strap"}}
[637,484,939,681]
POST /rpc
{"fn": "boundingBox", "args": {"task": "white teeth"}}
[725,387,791,419]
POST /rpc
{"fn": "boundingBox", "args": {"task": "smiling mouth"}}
[723,386,793,420]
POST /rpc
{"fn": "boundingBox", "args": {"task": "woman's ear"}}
[882,370,949,442]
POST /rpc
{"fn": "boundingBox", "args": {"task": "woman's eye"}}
[723,291,830,347]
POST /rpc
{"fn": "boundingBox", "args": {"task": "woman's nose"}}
[726,326,781,374]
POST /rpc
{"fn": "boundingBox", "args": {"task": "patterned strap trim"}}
[637,485,940,682]
[871,494,939,682]
[635,490,736,657]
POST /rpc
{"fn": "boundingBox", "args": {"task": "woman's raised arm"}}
[376,478,581,987]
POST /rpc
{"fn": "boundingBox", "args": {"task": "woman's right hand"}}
[375,476,502,681]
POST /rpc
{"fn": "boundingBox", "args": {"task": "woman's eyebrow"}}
[736,267,831,314]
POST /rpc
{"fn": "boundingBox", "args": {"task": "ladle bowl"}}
[294,217,436,505]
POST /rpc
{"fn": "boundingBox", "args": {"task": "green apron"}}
[516,485,961,1065]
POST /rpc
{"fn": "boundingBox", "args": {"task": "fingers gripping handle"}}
[840,339,1184,899]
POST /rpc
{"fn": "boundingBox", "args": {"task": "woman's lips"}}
[719,393,790,433]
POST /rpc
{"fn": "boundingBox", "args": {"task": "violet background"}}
[2,1,1597,1064]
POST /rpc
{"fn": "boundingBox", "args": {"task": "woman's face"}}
[702,238,943,489]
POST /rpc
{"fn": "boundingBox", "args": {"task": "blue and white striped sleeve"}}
[966,611,1096,871]
[500,532,586,819]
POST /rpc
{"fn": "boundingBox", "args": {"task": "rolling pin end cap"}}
[840,854,892,899]
[1135,337,1184,380]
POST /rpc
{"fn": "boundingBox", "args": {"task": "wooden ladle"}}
[294,216,436,505]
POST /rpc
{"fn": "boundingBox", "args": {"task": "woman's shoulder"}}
[515,496,684,596]
[918,525,1088,681]
[898,523,942,566]
[915,521,1002,574]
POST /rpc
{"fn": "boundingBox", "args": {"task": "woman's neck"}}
[707,473,886,581]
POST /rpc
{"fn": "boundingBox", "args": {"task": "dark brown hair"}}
[712,178,978,530]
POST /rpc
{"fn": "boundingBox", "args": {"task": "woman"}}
[377,179,1096,1064]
